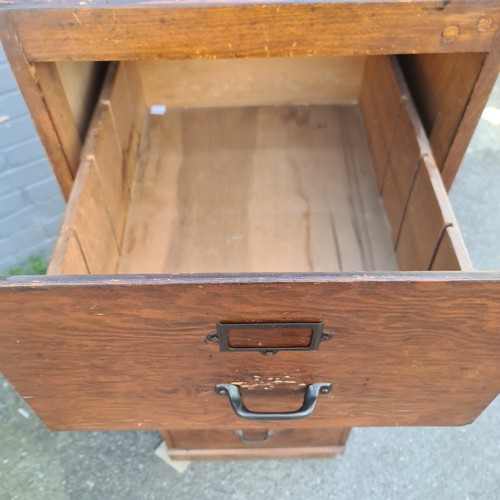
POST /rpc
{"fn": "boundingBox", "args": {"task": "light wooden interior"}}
[129,57,365,108]
[48,56,472,276]
[119,105,397,274]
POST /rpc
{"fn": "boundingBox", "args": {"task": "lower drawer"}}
[162,428,350,460]
[0,55,499,433]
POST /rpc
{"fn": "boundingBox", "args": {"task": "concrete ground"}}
[0,81,499,500]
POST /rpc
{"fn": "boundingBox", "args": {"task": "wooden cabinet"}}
[1,1,499,461]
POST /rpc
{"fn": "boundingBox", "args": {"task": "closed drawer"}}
[0,55,499,432]
[162,428,350,460]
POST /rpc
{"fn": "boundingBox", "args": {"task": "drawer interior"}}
[48,55,471,276]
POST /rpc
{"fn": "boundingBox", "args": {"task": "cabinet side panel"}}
[399,42,499,189]
[0,12,73,198]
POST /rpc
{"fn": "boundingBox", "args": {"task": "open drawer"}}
[0,56,499,432]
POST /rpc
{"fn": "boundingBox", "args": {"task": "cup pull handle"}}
[215,382,332,421]
[234,429,273,445]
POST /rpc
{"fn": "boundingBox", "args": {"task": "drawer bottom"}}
[161,428,350,461]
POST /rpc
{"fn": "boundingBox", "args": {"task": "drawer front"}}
[162,428,350,460]
[0,273,499,430]
[164,428,348,450]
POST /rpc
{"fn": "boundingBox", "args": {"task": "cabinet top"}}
[1,0,499,61]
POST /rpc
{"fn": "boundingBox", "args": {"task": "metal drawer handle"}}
[215,382,332,421]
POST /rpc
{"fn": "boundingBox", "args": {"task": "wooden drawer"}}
[162,428,350,460]
[0,55,499,434]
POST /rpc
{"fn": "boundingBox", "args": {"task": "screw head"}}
[216,387,227,395]
[477,17,493,32]
[320,386,331,395]
[264,350,275,356]
[441,25,460,44]
[320,333,332,342]
[208,334,219,343]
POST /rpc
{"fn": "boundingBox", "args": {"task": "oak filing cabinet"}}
[0,0,499,461]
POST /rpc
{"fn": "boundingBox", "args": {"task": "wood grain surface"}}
[0,14,74,198]
[166,444,345,460]
[399,53,487,170]
[162,427,349,459]
[431,225,472,271]
[164,427,349,450]
[118,105,397,274]
[33,63,83,177]
[0,273,499,431]
[399,41,500,190]
[2,1,499,61]
[55,61,105,141]
[359,56,472,271]
[129,57,364,107]
[439,28,500,189]
[358,56,402,190]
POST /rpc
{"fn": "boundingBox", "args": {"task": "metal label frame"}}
[207,322,332,355]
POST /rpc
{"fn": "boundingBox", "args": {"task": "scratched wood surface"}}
[0,273,499,430]
[118,105,397,274]
[2,1,499,61]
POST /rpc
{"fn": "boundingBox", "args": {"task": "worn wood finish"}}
[90,104,128,247]
[118,105,397,274]
[0,14,74,198]
[2,2,499,62]
[164,428,349,449]
[396,157,471,271]
[359,56,471,271]
[439,30,500,189]
[399,53,487,170]
[0,273,499,430]
[162,428,349,460]
[55,158,120,274]
[337,106,398,272]
[107,63,147,203]
[389,59,471,271]
[381,102,421,244]
[167,445,345,460]
[399,43,500,190]
[49,63,148,274]
[47,230,89,276]
[130,57,364,107]
[431,225,473,271]
[32,63,83,177]
[395,161,447,271]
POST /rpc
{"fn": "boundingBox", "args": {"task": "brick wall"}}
[0,46,65,273]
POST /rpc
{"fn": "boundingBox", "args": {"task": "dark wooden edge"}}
[440,28,500,189]
[398,24,500,191]
[3,2,499,61]
[2,272,500,287]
